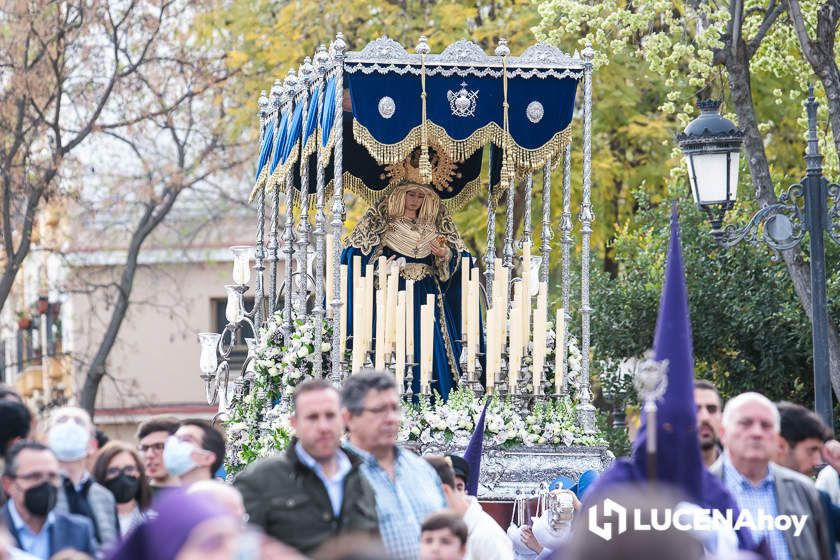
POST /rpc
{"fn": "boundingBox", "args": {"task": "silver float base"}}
[411,443,614,501]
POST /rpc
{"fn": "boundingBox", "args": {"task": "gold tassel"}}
[419,51,433,184]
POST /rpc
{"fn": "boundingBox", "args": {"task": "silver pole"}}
[267,80,284,318]
[484,175,497,310]
[282,70,299,337]
[503,177,515,273]
[560,145,573,394]
[253,90,270,338]
[312,45,329,378]
[296,58,314,314]
[539,161,552,284]
[578,42,596,433]
[523,173,533,246]
[329,33,347,382]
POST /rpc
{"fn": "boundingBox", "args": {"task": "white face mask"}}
[162,435,198,477]
[48,421,90,461]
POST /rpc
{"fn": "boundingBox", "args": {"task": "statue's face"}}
[404,189,426,212]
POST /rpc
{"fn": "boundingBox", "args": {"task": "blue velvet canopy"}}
[253,38,584,210]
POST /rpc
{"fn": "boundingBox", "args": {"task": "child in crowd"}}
[419,510,468,560]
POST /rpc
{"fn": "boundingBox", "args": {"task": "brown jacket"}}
[234,441,380,554]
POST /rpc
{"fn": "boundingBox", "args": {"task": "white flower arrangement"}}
[400,386,607,450]
[225,310,332,474]
[224,315,605,475]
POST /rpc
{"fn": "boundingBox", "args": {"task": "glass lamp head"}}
[677,100,744,226]
[230,246,252,286]
[198,332,221,374]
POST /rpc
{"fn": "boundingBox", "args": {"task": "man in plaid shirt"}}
[342,370,446,560]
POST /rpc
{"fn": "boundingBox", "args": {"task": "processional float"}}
[199,34,613,501]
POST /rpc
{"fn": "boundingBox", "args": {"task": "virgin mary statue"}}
[341,182,478,400]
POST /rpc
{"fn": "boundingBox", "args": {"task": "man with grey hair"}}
[46,406,118,550]
[710,392,830,560]
[342,369,446,560]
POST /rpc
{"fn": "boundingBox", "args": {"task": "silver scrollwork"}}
[526,101,544,124]
[520,42,575,65]
[378,96,396,119]
[711,182,807,251]
[441,39,489,63]
[359,36,409,59]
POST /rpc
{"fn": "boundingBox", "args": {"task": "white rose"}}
[297,346,311,358]
[321,342,331,352]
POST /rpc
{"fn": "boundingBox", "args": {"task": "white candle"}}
[532,282,547,394]
[521,243,531,354]
[405,279,415,357]
[375,288,385,370]
[325,234,334,317]
[364,264,375,353]
[496,264,509,352]
[377,256,387,293]
[555,308,565,395]
[340,264,348,357]
[485,304,495,393]
[467,269,479,380]
[420,302,431,394]
[352,255,362,344]
[461,256,470,340]
[386,264,398,353]
[508,298,522,393]
[509,285,522,389]
[351,276,365,373]
[396,292,406,392]
[426,294,435,380]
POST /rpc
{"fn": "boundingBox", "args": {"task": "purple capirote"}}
[105,488,228,560]
[579,206,756,552]
[462,400,489,496]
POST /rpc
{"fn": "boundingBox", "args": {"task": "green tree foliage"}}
[591,193,840,425]
[537,0,840,404]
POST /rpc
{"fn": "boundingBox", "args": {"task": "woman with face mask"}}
[92,442,152,536]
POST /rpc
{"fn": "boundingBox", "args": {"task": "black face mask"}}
[23,482,57,517]
[105,474,140,504]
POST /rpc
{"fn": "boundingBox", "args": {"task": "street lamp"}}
[678,99,743,230]
[677,87,840,427]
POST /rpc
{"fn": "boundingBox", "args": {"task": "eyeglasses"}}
[12,471,60,485]
[359,403,401,417]
[106,465,139,478]
[138,442,166,454]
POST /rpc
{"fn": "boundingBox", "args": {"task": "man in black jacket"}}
[234,379,379,554]
[2,441,97,559]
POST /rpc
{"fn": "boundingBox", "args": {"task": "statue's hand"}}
[429,242,448,258]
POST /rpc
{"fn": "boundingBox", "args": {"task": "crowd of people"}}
[1,367,840,560]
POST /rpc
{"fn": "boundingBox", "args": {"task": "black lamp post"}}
[677,87,840,427]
